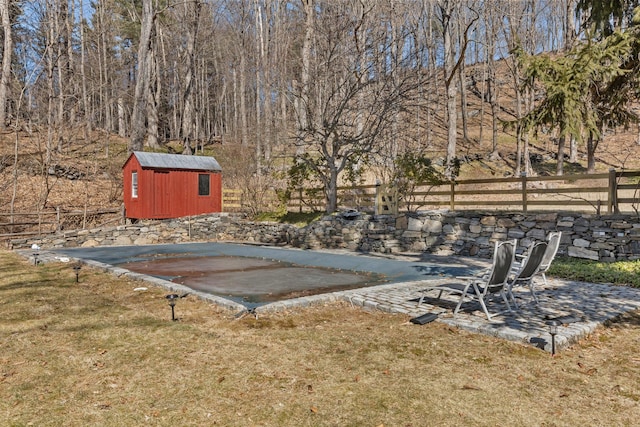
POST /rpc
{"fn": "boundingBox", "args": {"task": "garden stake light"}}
[73,264,81,282]
[548,320,560,356]
[166,294,180,321]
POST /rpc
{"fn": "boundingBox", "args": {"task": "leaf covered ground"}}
[1,251,640,426]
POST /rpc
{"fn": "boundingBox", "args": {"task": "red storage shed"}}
[123,151,222,220]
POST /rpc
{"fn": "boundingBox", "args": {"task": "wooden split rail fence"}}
[223,169,640,215]
[0,208,122,239]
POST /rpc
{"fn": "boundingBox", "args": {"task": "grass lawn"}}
[1,250,640,426]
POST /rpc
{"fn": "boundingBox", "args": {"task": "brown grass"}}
[2,250,640,426]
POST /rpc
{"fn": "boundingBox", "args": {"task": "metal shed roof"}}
[132,151,221,172]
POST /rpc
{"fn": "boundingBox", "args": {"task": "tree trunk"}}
[0,0,13,130]
[146,50,160,149]
[239,53,248,146]
[296,0,314,155]
[565,0,577,51]
[56,0,66,132]
[587,132,597,173]
[181,0,201,155]
[488,64,499,157]
[46,2,56,165]
[79,0,91,139]
[569,134,577,163]
[325,166,339,213]
[130,0,155,152]
[458,40,468,144]
[487,27,499,157]
[66,0,75,126]
[254,0,264,174]
[556,134,565,175]
[442,4,457,177]
[117,97,126,138]
[446,79,457,176]
[587,124,603,173]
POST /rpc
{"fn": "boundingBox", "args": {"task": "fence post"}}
[608,168,618,214]
[521,172,528,213]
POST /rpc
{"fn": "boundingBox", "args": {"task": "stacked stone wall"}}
[9,210,640,261]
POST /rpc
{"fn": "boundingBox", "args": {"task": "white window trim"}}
[132,171,138,198]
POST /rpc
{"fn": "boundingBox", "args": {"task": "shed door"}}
[153,171,171,217]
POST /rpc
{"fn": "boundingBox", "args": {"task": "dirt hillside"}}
[1,120,640,219]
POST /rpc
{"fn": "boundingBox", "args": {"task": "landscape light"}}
[548,320,560,356]
[166,294,180,321]
[73,264,81,282]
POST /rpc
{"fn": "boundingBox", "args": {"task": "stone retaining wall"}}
[9,210,640,261]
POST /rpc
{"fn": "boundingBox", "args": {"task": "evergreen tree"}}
[516,31,633,175]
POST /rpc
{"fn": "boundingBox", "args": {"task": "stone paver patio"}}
[326,277,640,353]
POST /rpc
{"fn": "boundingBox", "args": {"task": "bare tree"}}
[129,0,155,152]
[180,0,202,154]
[437,0,477,178]
[291,0,418,213]
[501,0,539,176]
[79,0,91,140]
[482,2,500,159]
[0,0,12,130]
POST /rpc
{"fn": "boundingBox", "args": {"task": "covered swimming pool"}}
[52,242,477,309]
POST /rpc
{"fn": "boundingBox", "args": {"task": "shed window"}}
[131,171,138,198]
[198,174,210,196]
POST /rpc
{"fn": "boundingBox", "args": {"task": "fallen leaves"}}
[462,384,482,391]
[577,362,598,375]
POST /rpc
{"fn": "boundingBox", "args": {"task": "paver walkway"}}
[20,247,640,354]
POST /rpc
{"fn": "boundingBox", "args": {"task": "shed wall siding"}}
[123,154,222,219]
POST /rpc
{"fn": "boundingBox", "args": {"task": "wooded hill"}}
[1,0,640,215]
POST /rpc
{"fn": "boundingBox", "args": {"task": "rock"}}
[568,246,599,260]
[114,235,133,246]
[81,239,99,247]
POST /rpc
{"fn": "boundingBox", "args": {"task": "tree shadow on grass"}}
[534,160,588,176]
[0,278,71,293]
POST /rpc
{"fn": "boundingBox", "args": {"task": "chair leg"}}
[452,293,466,316]
[452,284,473,316]
[468,283,496,320]
[417,289,446,307]
[528,282,540,304]
[500,290,512,312]
[477,296,493,320]
[507,285,519,309]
